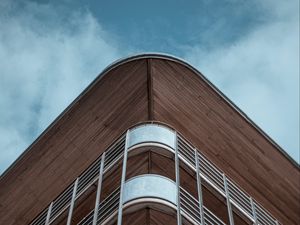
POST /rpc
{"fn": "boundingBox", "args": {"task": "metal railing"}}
[78,183,226,225]
[30,134,125,225]
[29,123,279,225]
[78,187,120,225]
[177,135,279,225]
[180,187,225,225]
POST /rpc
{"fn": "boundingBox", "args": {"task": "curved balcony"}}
[30,122,280,225]
[77,174,225,225]
[123,174,177,205]
[128,124,176,150]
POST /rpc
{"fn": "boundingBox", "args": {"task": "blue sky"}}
[0,0,299,174]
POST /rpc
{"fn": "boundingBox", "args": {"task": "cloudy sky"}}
[0,0,299,174]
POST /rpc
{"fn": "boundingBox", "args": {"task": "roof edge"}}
[1,53,298,179]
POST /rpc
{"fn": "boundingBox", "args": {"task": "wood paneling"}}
[121,208,177,225]
[122,208,148,225]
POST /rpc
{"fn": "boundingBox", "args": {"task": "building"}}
[0,54,299,225]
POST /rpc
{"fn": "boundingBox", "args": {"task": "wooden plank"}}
[147,59,154,120]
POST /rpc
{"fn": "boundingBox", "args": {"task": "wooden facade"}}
[0,54,299,225]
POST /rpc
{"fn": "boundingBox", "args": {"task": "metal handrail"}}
[255,201,278,225]
[30,209,47,225]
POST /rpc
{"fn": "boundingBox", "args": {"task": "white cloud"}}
[0,0,298,175]
[0,1,123,174]
[185,0,299,162]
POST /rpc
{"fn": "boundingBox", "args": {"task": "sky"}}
[0,0,299,174]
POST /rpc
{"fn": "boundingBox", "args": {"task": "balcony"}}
[30,123,280,225]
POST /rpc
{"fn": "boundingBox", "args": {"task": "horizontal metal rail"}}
[30,208,47,225]
[254,201,278,225]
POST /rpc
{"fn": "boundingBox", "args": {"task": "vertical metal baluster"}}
[92,152,106,225]
[195,150,205,225]
[174,132,182,225]
[250,197,258,225]
[117,130,130,225]
[66,178,79,225]
[223,174,234,225]
[45,202,53,225]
